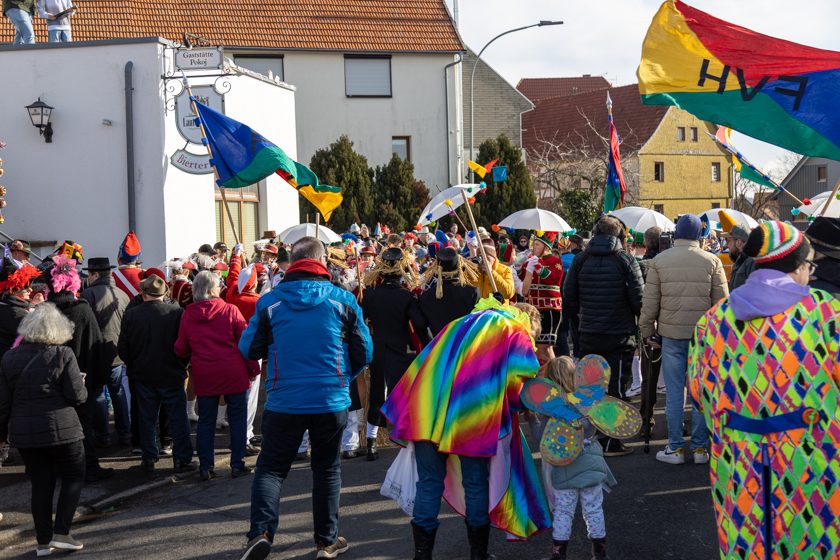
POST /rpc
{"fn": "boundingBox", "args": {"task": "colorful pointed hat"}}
[534,231,558,249]
[718,210,737,233]
[118,232,141,263]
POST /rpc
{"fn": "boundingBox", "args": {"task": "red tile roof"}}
[516,76,611,102]
[522,84,669,156]
[1,0,464,52]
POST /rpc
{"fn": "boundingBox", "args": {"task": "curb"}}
[0,455,233,548]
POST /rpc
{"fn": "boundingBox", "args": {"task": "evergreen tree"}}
[468,135,536,228]
[372,155,417,233]
[302,135,373,232]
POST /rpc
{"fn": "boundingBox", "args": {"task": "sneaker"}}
[36,544,52,557]
[187,410,199,423]
[602,439,633,457]
[216,418,229,430]
[342,449,361,460]
[656,446,686,465]
[316,536,349,559]
[131,448,143,456]
[141,459,156,473]
[693,447,710,465]
[249,435,262,446]
[49,534,83,551]
[231,465,254,479]
[245,444,261,457]
[160,444,173,456]
[625,383,642,397]
[240,534,271,560]
[656,380,666,394]
[200,469,217,481]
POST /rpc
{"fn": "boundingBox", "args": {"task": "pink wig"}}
[50,255,81,294]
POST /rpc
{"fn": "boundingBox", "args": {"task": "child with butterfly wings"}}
[524,355,642,560]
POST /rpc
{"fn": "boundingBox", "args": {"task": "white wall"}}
[0,40,299,267]
[283,52,456,193]
[0,40,167,264]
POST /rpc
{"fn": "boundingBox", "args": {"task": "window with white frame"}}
[711,162,721,182]
[345,56,392,97]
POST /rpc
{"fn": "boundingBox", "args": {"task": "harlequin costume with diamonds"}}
[688,221,840,560]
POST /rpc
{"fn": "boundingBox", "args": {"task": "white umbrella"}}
[498,208,573,232]
[700,208,759,230]
[798,191,840,218]
[418,184,484,226]
[610,206,675,233]
[278,223,341,245]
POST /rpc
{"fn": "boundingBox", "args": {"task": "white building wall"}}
[0,40,299,267]
[283,52,457,193]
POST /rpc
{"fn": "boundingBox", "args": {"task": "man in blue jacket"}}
[238,237,373,560]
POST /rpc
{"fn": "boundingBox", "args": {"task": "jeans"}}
[412,440,490,532]
[47,28,71,42]
[19,441,86,545]
[94,365,131,443]
[135,382,193,464]
[6,8,34,45]
[578,333,635,399]
[248,410,347,545]
[129,377,170,448]
[661,337,709,450]
[197,392,247,471]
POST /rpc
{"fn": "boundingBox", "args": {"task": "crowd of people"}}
[0,211,837,560]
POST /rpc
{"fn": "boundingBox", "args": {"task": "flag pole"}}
[315,212,321,241]
[818,178,840,217]
[460,190,497,293]
[183,77,241,245]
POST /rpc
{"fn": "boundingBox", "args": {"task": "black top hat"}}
[83,257,116,271]
[381,247,403,263]
[437,247,459,272]
[805,217,840,259]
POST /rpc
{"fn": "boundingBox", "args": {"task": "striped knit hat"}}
[743,221,810,273]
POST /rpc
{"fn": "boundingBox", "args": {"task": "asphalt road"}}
[1,404,719,560]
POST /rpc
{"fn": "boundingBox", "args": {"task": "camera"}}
[658,231,674,252]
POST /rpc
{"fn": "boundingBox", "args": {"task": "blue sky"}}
[446,0,837,168]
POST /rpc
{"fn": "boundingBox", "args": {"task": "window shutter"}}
[345,57,391,97]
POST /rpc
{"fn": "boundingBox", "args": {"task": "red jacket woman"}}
[224,249,259,322]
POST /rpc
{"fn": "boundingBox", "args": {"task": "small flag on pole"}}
[467,159,498,179]
[603,93,626,213]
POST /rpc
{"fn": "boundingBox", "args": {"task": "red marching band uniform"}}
[520,231,563,345]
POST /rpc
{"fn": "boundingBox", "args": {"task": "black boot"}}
[465,522,495,560]
[411,523,436,560]
[590,537,607,559]
[366,437,379,461]
[551,540,569,560]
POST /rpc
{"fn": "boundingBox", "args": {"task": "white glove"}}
[525,255,540,273]
[468,235,479,248]
[233,243,243,255]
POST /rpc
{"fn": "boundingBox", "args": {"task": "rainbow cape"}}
[638,1,840,160]
[192,99,342,220]
[381,298,550,539]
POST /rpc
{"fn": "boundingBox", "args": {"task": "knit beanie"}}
[674,214,702,241]
[743,221,811,273]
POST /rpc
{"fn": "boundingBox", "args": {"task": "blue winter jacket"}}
[238,270,373,414]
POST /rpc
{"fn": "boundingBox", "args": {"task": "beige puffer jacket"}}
[639,239,728,340]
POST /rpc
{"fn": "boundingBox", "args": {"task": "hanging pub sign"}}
[175,85,224,145]
[174,47,224,72]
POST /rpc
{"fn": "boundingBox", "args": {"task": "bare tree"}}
[732,176,780,220]
[527,109,641,211]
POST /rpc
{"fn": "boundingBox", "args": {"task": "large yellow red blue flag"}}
[638,0,840,160]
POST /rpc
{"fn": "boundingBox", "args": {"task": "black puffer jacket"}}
[0,342,87,447]
[563,234,644,336]
[418,279,477,336]
[810,257,840,298]
[48,291,106,386]
[0,295,29,359]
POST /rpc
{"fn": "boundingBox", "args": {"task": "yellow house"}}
[639,108,731,219]
[522,83,732,219]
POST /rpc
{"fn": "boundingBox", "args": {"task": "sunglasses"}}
[805,259,817,275]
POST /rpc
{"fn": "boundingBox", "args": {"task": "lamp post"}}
[25,98,54,143]
[469,20,562,175]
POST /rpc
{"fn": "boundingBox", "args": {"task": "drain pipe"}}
[124,61,136,232]
[443,53,463,190]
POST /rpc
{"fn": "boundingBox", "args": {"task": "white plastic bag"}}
[380,442,418,516]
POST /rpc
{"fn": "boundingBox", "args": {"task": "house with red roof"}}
[522,83,733,219]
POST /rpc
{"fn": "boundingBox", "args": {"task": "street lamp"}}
[469,20,562,174]
[25,98,54,143]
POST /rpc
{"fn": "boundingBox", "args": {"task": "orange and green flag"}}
[638,0,840,160]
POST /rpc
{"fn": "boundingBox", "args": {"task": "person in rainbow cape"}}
[381,298,551,560]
